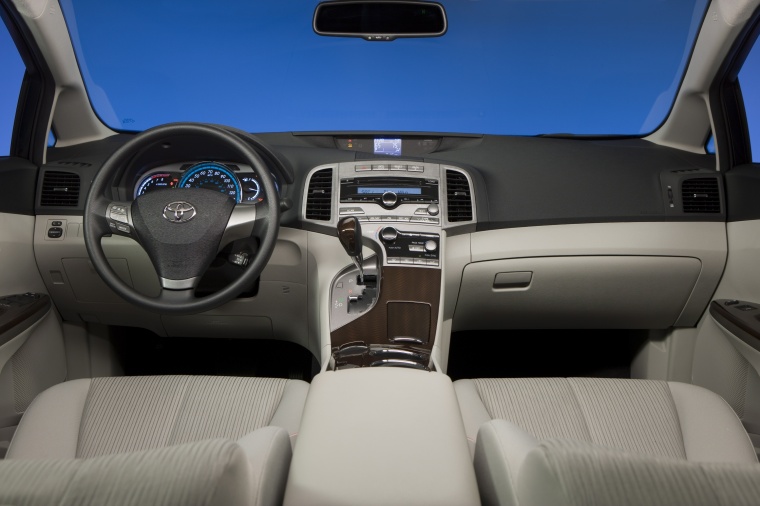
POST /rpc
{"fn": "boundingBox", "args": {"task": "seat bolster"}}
[269,380,309,447]
[474,419,539,506]
[454,379,493,456]
[7,378,92,460]
[0,438,255,506]
[517,439,760,506]
[237,426,292,506]
[668,381,757,463]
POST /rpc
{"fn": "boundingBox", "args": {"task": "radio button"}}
[339,207,365,215]
[389,164,407,171]
[372,164,390,171]
[381,191,398,207]
[355,165,372,172]
[397,216,411,222]
[414,208,429,215]
[381,227,399,242]
[397,258,415,265]
[408,165,425,172]
[413,259,427,265]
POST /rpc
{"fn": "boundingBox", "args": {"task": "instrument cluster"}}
[133,161,278,204]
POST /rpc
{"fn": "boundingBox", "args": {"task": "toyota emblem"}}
[163,201,196,223]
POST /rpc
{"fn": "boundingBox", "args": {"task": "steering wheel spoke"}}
[218,204,258,250]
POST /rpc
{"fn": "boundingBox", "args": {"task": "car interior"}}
[2,0,760,504]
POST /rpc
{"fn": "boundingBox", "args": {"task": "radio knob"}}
[381,191,398,208]
[381,227,398,243]
[424,240,437,252]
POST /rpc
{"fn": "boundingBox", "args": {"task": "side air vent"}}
[40,171,80,207]
[305,168,333,221]
[446,170,473,222]
[681,177,720,213]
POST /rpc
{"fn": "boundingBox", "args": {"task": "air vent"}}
[40,171,80,207]
[682,177,720,213]
[305,168,333,221]
[446,170,473,222]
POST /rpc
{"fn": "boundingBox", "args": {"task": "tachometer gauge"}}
[135,173,177,198]
[179,162,241,203]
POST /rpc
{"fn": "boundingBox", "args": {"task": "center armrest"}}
[283,368,480,506]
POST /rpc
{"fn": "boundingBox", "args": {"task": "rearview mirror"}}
[313,1,447,41]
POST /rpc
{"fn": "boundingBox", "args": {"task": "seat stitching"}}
[205,441,241,506]
[567,379,593,443]
[472,379,494,419]
[55,459,84,506]
[253,432,281,506]
[75,380,98,458]
[166,377,193,447]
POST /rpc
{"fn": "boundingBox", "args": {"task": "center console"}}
[304,160,475,371]
[283,368,480,506]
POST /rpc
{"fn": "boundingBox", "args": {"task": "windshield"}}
[60,0,709,136]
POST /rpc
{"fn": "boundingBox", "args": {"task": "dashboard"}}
[131,161,279,205]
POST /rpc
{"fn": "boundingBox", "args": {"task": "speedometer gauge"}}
[179,162,242,203]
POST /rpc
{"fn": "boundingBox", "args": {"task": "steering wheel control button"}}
[47,227,64,239]
[116,224,131,234]
[163,201,197,223]
[380,227,398,242]
[424,240,437,252]
[229,252,249,267]
[427,203,440,216]
[381,191,398,208]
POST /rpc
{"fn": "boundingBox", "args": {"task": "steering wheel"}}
[83,123,280,315]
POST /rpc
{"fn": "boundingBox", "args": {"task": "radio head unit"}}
[340,177,438,209]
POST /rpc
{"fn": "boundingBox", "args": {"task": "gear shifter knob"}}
[337,216,365,283]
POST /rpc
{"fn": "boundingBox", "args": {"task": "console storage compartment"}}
[283,368,479,506]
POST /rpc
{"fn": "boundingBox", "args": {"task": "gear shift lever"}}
[337,216,365,283]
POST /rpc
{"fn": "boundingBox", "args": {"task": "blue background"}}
[1,0,759,160]
[0,18,25,156]
[59,0,706,136]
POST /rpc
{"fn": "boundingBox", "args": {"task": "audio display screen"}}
[357,187,422,195]
[374,138,402,156]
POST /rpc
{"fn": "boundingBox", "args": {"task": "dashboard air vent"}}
[305,168,333,221]
[40,171,80,207]
[681,177,720,213]
[446,170,473,222]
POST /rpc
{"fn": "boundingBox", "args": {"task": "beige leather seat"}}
[455,377,760,506]
[4,375,309,506]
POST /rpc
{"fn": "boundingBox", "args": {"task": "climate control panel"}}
[379,227,439,267]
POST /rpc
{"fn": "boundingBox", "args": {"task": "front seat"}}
[455,377,759,506]
[4,375,309,505]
